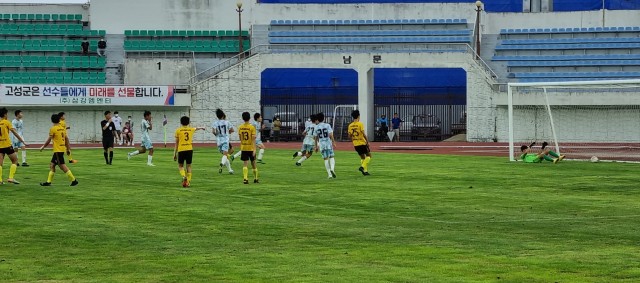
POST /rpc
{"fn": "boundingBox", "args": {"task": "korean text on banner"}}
[0,85,175,106]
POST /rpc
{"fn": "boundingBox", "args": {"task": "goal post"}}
[507,79,640,162]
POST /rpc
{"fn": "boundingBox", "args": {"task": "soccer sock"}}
[130,150,139,156]
[253,169,258,180]
[179,169,186,178]
[21,150,26,163]
[0,166,3,180]
[257,149,265,160]
[147,155,153,164]
[548,150,560,158]
[65,170,75,181]
[221,155,228,166]
[324,160,331,176]
[187,172,192,183]
[543,155,555,162]
[103,151,109,163]
[363,156,371,172]
[234,151,241,158]
[243,166,248,180]
[8,164,17,179]
[109,151,113,164]
[225,159,233,171]
[329,157,335,171]
[47,171,55,183]
[297,156,307,164]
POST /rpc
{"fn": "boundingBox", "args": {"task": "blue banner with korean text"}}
[0,85,175,106]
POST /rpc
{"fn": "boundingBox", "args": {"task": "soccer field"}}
[1,148,639,282]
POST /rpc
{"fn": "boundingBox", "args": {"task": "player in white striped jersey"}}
[314,112,337,179]
[11,110,28,166]
[212,109,235,174]
[232,112,266,164]
[293,114,318,166]
[127,110,155,166]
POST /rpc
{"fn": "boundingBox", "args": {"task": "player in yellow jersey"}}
[0,107,28,184]
[238,112,258,184]
[58,112,76,163]
[173,116,205,188]
[39,113,78,187]
[348,110,371,176]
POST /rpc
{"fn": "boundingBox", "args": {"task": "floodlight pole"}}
[236,1,244,59]
[474,1,483,60]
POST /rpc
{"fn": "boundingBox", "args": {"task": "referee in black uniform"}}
[101,111,116,165]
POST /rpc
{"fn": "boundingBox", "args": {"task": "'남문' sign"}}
[0,84,175,106]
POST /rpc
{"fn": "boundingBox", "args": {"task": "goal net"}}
[507,79,640,162]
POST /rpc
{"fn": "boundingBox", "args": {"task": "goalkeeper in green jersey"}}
[519,141,566,164]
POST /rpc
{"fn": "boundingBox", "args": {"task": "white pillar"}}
[358,68,375,138]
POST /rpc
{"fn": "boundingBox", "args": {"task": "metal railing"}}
[189,43,501,89]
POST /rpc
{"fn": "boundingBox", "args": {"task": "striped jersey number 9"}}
[317,128,329,138]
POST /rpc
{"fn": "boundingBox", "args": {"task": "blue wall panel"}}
[554,0,602,11]
[607,0,640,10]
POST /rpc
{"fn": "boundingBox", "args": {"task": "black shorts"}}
[240,151,255,161]
[102,138,114,149]
[178,150,193,165]
[0,146,15,155]
[355,145,370,155]
[51,152,65,165]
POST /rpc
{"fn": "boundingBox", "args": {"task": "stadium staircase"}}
[188,18,498,96]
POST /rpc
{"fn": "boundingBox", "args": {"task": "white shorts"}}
[141,138,153,149]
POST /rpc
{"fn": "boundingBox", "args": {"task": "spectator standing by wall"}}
[272,116,281,142]
[112,111,123,145]
[391,113,402,142]
[97,38,107,57]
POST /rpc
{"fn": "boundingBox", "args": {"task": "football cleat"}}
[7,179,20,185]
[70,180,79,186]
[147,163,156,167]
[358,167,365,175]
[363,172,371,176]
[254,179,259,184]
[243,179,249,184]
[295,162,301,167]
[182,177,188,188]
[292,152,298,159]
[40,182,52,187]
[219,164,223,174]
[331,171,336,178]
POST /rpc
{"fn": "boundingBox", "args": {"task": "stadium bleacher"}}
[0,13,107,85]
[123,29,250,53]
[493,26,640,82]
[268,18,471,46]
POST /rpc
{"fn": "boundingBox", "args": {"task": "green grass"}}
[1,147,640,282]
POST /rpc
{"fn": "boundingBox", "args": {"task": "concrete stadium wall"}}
[12,107,190,145]
[190,58,262,143]
[87,0,640,34]
[124,59,195,85]
[190,51,500,142]
[0,3,88,17]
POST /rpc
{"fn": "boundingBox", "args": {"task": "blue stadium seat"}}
[507,60,640,67]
